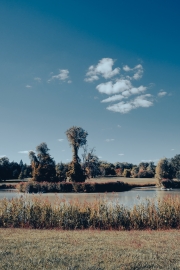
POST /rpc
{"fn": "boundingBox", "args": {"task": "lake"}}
[1,187,180,208]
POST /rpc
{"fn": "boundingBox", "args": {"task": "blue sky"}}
[0,0,180,165]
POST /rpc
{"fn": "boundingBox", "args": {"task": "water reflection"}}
[0,188,180,208]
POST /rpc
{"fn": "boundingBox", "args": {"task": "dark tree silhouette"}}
[29,143,56,182]
[66,126,88,182]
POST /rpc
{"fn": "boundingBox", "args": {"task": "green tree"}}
[0,157,10,181]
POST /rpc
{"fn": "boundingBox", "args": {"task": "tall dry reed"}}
[1,195,180,230]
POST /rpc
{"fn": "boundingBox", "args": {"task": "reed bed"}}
[16,181,154,193]
[0,195,180,230]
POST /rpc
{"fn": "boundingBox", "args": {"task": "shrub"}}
[123,169,131,178]
[138,170,154,178]
[16,181,131,193]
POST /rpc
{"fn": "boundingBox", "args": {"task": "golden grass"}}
[1,195,180,230]
[0,229,180,269]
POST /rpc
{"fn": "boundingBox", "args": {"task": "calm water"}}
[1,188,180,208]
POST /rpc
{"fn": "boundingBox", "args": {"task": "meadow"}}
[1,229,180,269]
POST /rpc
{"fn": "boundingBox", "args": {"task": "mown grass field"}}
[0,229,180,269]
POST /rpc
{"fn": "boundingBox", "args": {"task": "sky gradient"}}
[0,0,180,165]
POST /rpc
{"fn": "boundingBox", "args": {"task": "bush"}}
[123,169,131,178]
[138,170,154,178]
[17,181,131,193]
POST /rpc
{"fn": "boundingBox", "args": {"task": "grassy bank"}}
[0,229,180,269]
[1,195,180,230]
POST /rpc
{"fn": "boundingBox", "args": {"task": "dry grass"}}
[1,195,180,230]
[0,229,180,269]
[87,176,156,186]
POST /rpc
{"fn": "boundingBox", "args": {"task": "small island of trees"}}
[0,126,180,192]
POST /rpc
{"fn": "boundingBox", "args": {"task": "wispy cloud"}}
[18,150,32,154]
[26,85,32,88]
[58,139,64,142]
[117,124,121,128]
[107,94,153,114]
[85,58,120,82]
[158,90,167,97]
[34,77,41,83]
[118,153,124,156]
[48,69,70,83]
[105,139,115,142]
[141,159,159,162]
[171,149,174,151]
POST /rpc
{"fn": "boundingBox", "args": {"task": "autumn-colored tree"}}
[66,126,88,182]
[155,158,174,185]
[29,142,56,182]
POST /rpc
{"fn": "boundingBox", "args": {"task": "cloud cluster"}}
[48,69,70,83]
[85,58,120,82]
[107,94,153,114]
[84,58,163,114]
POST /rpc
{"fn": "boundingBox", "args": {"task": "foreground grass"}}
[0,229,180,269]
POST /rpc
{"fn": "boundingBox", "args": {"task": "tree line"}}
[0,126,180,183]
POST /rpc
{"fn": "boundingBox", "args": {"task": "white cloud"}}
[18,151,32,154]
[117,125,121,128]
[158,91,167,97]
[123,64,143,80]
[34,77,41,82]
[62,150,65,152]
[101,85,147,103]
[101,94,125,103]
[0,155,6,157]
[118,153,124,156]
[67,80,72,84]
[105,139,115,142]
[98,156,102,159]
[58,139,64,142]
[26,85,32,88]
[94,96,99,99]
[97,80,131,95]
[107,94,153,114]
[171,149,174,151]
[85,58,120,82]
[48,69,70,82]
